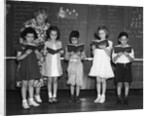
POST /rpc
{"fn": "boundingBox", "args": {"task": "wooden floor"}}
[6,89,143,115]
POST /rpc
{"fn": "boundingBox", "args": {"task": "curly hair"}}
[20,27,38,40]
[34,8,48,21]
[69,30,80,43]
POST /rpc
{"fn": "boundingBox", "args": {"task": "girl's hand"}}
[118,52,123,57]
[25,49,33,55]
[76,51,81,55]
[70,51,75,55]
[124,52,129,56]
[99,44,106,49]
[43,50,48,56]
[59,49,64,54]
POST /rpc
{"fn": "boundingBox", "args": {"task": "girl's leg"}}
[28,80,39,107]
[70,85,75,96]
[94,77,101,103]
[53,77,58,98]
[28,80,34,99]
[76,86,80,97]
[123,82,129,105]
[101,78,106,96]
[35,87,42,103]
[124,82,129,98]
[117,82,123,97]
[69,85,75,102]
[75,86,81,102]
[21,80,30,109]
[99,78,106,103]
[21,80,28,101]
[47,77,53,102]
[116,82,123,104]
[52,77,58,102]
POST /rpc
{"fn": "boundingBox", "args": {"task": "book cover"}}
[67,44,84,53]
[114,46,132,53]
[37,44,44,51]
[92,40,109,48]
[25,45,37,51]
[47,47,63,54]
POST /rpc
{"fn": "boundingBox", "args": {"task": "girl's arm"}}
[102,41,113,57]
[64,47,71,60]
[35,49,43,60]
[112,50,123,63]
[91,45,96,56]
[80,51,86,60]
[59,42,64,55]
[76,51,86,60]
[43,42,47,56]
[16,49,32,61]
[124,48,135,62]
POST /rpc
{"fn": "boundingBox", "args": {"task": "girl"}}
[89,26,114,103]
[65,31,86,103]
[20,8,50,103]
[17,27,42,109]
[43,26,63,103]
[112,32,134,105]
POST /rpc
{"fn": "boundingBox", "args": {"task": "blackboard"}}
[6,1,143,58]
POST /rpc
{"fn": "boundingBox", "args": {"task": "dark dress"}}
[17,44,41,81]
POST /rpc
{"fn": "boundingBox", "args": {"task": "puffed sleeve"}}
[111,48,118,63]
[129,48,135,59]
[106,40,113,51]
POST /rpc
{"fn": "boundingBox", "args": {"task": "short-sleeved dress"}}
[66,52,85,86]
[89,40,114,78]
[17,44,41,81]
[42,41,63,77]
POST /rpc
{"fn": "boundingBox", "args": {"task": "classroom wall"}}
[6,1,143,90]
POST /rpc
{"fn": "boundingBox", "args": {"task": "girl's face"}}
[50,30,58,41]
[35,14,45,25]
[25,33,34,43]
[119,36,128,46]
[71,37,78,45]
[98,30,106,40]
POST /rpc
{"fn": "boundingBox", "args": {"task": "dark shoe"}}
[123,98,128,105]
[116,96,123,105]
[116,99,122,105]
[52,97,58,103]
[75,96,81,103]
[68,95,74,103]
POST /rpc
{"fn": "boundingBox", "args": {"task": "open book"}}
[114,46,132,53]
[92,40,109,48]
[67,44,84,53]
[47,47,63,54]
[25,45,37,51]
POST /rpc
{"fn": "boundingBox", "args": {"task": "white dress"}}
[43,41,63,77]
[89,40,114,78]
